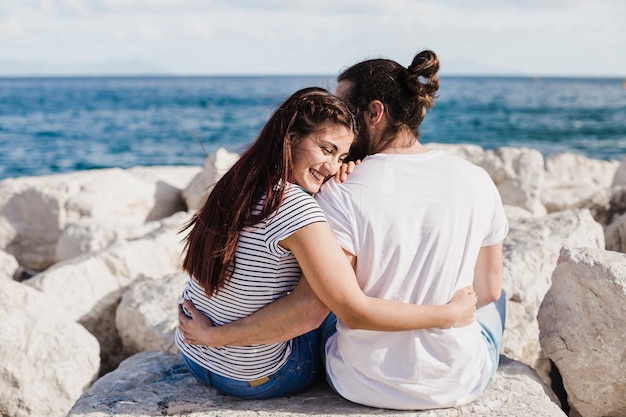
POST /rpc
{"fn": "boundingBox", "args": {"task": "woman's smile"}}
[293,124,353,194]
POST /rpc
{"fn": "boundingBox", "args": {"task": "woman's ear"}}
[368,100,385,127]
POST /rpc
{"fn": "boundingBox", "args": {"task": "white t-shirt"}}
[315,150,509,410]
[176,183,326,380]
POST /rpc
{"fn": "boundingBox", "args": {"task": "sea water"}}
[0,75,625,180]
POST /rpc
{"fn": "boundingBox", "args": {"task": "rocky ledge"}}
[2,145,626,417]
[68,352,564,417]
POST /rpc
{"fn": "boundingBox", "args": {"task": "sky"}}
[1,0,625,78]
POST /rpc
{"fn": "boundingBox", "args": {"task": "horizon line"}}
[0,73,624,80]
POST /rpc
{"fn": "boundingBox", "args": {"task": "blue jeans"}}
[181,322,328,399]
[475,289,507,379]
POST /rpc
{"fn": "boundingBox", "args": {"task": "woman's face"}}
[292,123,353,194]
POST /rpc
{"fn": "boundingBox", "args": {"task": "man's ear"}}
[368,100,385,126]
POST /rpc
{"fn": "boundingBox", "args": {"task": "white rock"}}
[480,147,547,216]
[55,218,126,262]
[424,142,487,163]
[542,152,620,213]
[611,154,626,187]
[502,209,604,369]
[504,204,535,220]
[0,168,180,271]
[0,249,18,279]
[116,271,188,355]
[24,211,191,372]
[605,212,626,253]
[538,247,626,417]
[26,212,189,321]
[183,147,240,211]
[0,280,100,417]
[54,216,174,263]
[127,165,202,217]
[420,144,547,215]
[0,178,71,271]
[579,186,626,228]
[68,352,565,417]
[0,215,17,252]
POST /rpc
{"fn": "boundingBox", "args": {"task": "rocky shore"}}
[1,144,625,417]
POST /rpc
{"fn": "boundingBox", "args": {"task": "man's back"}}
[316,149,509,410]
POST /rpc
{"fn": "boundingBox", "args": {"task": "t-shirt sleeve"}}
[480,170,509,247]
[315,180,358,256]
[265,185,327,255]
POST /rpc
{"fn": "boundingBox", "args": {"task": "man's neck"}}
[379,131,428,155]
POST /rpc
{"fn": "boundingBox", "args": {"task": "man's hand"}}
[446,285,478,328]
[178,299,218,346]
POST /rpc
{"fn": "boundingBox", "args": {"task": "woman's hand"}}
[178,298,218,346]
[446,285,478,328]
[334,160,361,183]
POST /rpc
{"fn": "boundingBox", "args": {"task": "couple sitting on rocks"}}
[175,49,508,411]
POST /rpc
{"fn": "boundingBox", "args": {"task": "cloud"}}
[30,0,386,15]
[181,22,213,40]
[0,17,24,36]
[42,0,223,14]
[0,0,624,76]
[137,24,163,41]
[24,0,92,16]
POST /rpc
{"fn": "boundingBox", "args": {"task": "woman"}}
[176,87,478,400]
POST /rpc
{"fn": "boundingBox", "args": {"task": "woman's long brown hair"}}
[181,87,357,296]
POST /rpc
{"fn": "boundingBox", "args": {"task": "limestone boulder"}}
[611,155,626,187]
[116,271,188,356]
[425,142,487,163]
[0,280,100,417]
[504,204,535,221]
[501,209,604,368]
[480,147,547,216]
[127,165,201,218]
[421,144,546,215]
[0,249,18,279]
[68,352,565,417]
[54,216,170,263]
[0,167,190,271]
[579,186,626,228]
[538,247,626,417]
[0,175,74,271]
[605,212,626,253]
[24,211,191,372]
[183,147,240,211]
[542,152,620,213]
[55,217,127,263]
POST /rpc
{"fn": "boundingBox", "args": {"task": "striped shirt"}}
[176,183,326,380]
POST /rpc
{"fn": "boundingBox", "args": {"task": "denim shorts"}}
[475,289,507,379]
[181,316,333,399]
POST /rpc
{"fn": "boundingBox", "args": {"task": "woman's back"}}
[176,184,326,380]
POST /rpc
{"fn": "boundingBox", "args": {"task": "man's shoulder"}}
[435,150,492,179]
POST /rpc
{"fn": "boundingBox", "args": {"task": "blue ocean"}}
[1,76,625,180]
